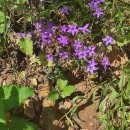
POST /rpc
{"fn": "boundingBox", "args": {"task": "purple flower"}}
[47,21,54,28]
[18,32,32,38]
[46,21,57,34]
[67,24,79,36]
[93,8,104,18]
[88,1,99,10]
[101,57,110,68]
[74,49,79,56]
[59,6,69,15]
[102,36,114,46]
[57,35,69,46]
[86,46,96,57]
[73,40,82,49]
[34,20,44,33]
[59,52,69,59]
[78,50,87,61]
[88,0,105,10]
[79,23,91,34]
[47,53,53,61]
[86,59,98,75]
[60,25,68,33]
[98,0,105,3]
[41,31,52,44]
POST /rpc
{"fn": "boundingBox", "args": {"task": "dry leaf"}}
[37,84,50,98]
[23,99,35,119]
[63,101,72,109]
[42,98,55,107]
[30,78,37,87]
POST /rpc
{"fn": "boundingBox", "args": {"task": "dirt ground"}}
[0,46,129,130]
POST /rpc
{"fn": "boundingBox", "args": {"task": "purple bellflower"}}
[86,58,98,75]
[101,57,110,68]
[102,36,114,46]
[18,32,32,38]
[41,31,52,44]
[73,40,82,49]
[47,53,53,61]
[67,24,79,36]
[88,1,99,10]
[57,35,69,46]
[60,25,68,33]
[79,23,91,34]
[93,8,104,18]
[59,6,69,15]
[78,50,87,61]
[59,52,69,59]
[86,46,96,57]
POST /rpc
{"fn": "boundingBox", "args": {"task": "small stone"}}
[37,75,44,83]
[42,99,55,107]
[89,122,94,127]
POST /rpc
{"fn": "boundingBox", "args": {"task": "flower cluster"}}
[88,0,105,18]
[16,2,114,76]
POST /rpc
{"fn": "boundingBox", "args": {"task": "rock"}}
[89,122,94,127]
[5,75,14,85]
[39,107,61,130]
[42,98,55,107]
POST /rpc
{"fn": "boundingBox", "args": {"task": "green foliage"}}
[97,63,130,129]
[9,117,37,130]
[48,88,59,101]
[48,79,75,100]
[0,11,5,23]
[39,53,55,67]
[1,85,34,111]
[0,0,129,129]
[0,85,37,130]
[19,0,26,4]
[0,24,5,34]
[19,37,33,56]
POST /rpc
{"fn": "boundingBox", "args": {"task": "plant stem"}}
[23,5,29,86]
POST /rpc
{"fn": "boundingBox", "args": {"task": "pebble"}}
[89,122,94,127]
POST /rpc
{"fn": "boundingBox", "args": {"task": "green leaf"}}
[0,86,4,99]
[0,11,5,23]
[48,88,59,101]
[107,45,112,51]
[19,37,33,56]
[39,53,47,66]
[118,74,126,89]
[39,53,55,67]
[0,24,4,34]
[99,97,107,111]
[0,85,34,111]
[57,79,68,91]
[0,124,8,130]
[0,100,6,124]
[97,114,107,124]
[80,59,86,69]
[9,117,38,130]
[19,0,26,4]
[61,85,75,98]
[109,87,119,102]
[116,39,128,47]
[47,61,55,67]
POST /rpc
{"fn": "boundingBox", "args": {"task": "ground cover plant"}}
[0,0,130,130]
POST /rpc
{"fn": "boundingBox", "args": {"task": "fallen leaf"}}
[42,98,55,107]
